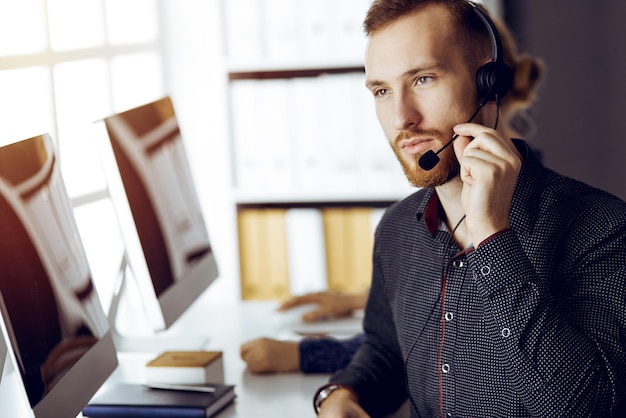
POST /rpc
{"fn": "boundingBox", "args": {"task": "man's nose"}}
[391,93,421,131]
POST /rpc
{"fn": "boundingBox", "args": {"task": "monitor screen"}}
[95,97,219,349]
[0,134,118,418]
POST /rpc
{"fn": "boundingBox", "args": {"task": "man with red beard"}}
[313,1,626,417]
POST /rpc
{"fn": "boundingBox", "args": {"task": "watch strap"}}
[313,383,358,415]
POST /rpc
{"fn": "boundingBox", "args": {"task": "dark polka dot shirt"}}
[328,140,626,417]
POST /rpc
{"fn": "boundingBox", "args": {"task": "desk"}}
[106,299,343,418]
[108,294,411,417]
[1,294,409,417]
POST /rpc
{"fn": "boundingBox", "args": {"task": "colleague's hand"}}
[452,123,522,246]
[278,291,367,322]
[240,337,299,374]
[318,387,370,418]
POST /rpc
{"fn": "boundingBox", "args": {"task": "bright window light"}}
[0,67,55,146]
[54,58,111,197]
[111,52,164,111]
[0,0,47,56]
[48,0,106,51]
[73,198,125,314]
[105,0,159,45]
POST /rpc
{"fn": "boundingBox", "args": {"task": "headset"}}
[418,1,514,171]
[471,1,514,102]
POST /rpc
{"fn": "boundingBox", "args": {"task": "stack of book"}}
[83,383,236,417]
[83,351,233,417]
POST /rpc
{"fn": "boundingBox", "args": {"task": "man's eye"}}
[416,76,434,85]
[373,88,390,97]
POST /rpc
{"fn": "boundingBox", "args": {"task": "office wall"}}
[504,1,626,201]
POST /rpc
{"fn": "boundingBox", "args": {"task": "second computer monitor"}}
[96,97,219,337]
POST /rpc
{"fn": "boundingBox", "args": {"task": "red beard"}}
[391,129,460,188]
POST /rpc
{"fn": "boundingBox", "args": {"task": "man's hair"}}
[364,0,493,71]
[364,0,545,136]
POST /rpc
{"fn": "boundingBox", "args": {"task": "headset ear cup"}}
[476,61,514,101]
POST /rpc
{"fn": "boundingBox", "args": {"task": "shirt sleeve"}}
[299,333,366,374]
[467,225,626,416]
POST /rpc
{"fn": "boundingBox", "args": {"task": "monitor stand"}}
[0,355,33,417]
[0,329,6,381]
[107,255,211,353]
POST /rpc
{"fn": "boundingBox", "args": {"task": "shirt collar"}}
[423,191,440,235]
[413,188,441,236]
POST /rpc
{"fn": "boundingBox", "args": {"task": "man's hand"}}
[240,338,299,374]
[318,387,370,418]
[452,123,522,246]
[278,291,367,322]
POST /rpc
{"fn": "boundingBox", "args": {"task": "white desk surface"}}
[1,293,409,418]
[102,297,365,418]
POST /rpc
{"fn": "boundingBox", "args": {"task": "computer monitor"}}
[94,97,219,351]
[0,134,118,418]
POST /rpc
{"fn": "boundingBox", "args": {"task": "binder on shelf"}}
[263,209,291,299]
[223,0,263,61]
[230,72,413,198]
[237,209,290,300]
[322,208,348,293]
[262,0,300,59]
[330,0,371,60]
[258,79,293,191]
[230,79,264,190]
[231,78,293,192]
[224,0,371,65]
[346,207,376,292]
[370,208,387,235]
[319,73,362,191]
[297,0,333,59]
[290,76,327,191]
[237,208,264,300]
[82,382,235,418]
[285,208,327,295]
[322,207,374,293]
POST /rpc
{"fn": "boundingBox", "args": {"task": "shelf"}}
[228,62,365,81]
[226,58,364,74]
[233,188,416,208]
[221,0,413,300]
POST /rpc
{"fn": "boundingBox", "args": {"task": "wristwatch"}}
[313,384,342,414]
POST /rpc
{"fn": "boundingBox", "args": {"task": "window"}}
[0,0,166,310]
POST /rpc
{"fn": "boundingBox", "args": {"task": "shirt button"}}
[445,312,454,321]
[441,364,450,373]
[501,328,511,338]
[452,260,464,268]
[480,265,491,276]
